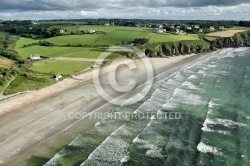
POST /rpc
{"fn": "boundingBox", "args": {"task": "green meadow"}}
[4,75,54,95]
[45,34,102,46]
[31,60,93,75]
[15,45,89,59]
[96,29,150,45]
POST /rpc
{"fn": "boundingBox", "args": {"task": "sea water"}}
[43,48,250,166]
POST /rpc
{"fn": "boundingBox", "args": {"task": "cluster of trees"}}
[239,21,250,27]
[0,68,11,86]
[0,21,66,38]
[133,38,149,45]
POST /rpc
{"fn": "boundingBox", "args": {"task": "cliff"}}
[144,30,250,57]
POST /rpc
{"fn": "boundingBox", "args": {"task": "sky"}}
[0,0,250,20]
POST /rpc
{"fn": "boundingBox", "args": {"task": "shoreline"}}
[0,48,223,165]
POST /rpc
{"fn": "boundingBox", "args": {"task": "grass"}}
[149,33,200,43]
[62,47,121,59]
[16,45,90,59]
[14,37,41,48]
[204,36,217,41]
[45,34,102,46]
[31,60,93,75]
[4,75,54,95]
[95,29,149,45]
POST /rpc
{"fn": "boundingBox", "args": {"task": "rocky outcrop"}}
[145,30,250,58]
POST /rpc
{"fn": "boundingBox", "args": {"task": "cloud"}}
[0,0,249,20]
[0,0,250,11]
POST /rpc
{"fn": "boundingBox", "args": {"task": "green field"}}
[45,34,102,46]
[149,33,200,43]
[16,45,90,59]
[31,60,93,75]
[4,75,54,95]
[95,29,149,45]
[15,37,122,59]
[63,47,120,59]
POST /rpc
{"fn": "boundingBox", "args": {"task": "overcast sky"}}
[0,0,249,20]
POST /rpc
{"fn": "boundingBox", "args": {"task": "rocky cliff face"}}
[145,31,250,58]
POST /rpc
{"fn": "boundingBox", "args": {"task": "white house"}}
[59,29,65,33]
[219,26,225,30]
[89,29,96,34]
[55,74,62,81]
[32,20,38,24]
[104,22,110,26]
[194,25,200,29]
[30,54,40,60]
[154,29,164,33]
[187,26,192,30]
[199,29,203,33]
[176,29,180,33]
[210,26,215,30]
[159,25,163,28]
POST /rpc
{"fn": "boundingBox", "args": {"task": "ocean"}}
[43,48,250,166]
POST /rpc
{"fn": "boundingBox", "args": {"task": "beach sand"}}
[0,51,208,165]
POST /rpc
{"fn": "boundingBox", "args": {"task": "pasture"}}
[31,60,93,75]
[4,75,54,95]
[15,45,90,59]
[95,29,149,45]
[45,34,102,46]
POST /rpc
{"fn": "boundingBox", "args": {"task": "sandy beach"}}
[0,50,208,165]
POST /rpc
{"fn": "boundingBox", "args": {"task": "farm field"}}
[62,47,120,59]
[45,34,102,45]
[95,29,149,45]
[4,75,54,95]
[15,40,121,60]
[15,45,90,59]
[31,60,93,75]
[206,29,246,37]
[149,33,200,43]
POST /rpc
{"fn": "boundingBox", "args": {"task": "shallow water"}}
[43,48,250,166]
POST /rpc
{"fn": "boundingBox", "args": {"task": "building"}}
[194,25,200,29]
[104,22,110,26]
[154,29,164,33]
[176,29,180,33]
[159,25,163,28]
[60,29,65,33]
[29,54,40,60]
[55,74,62,81]
[89,29,96,34]
[199,29,203,33]
[31,20,38,24]
[186,26,192,30]
[219,26,225,30]
[210,26,215,30]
